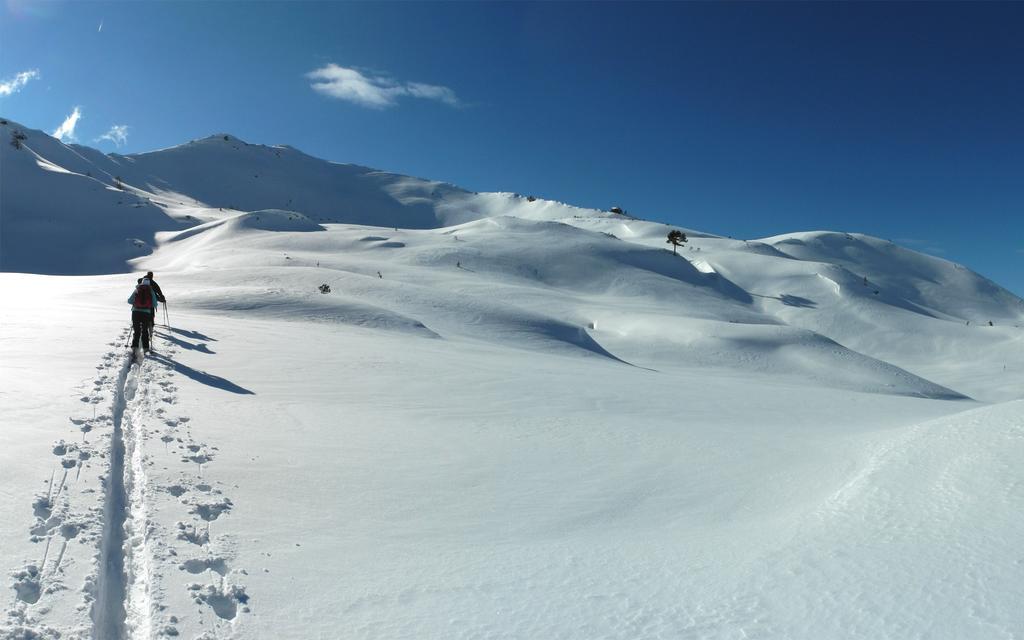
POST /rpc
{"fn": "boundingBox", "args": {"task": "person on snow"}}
[142,271,167,341]
[128,277,157,353]
[136,277,161,343]
[146,271,167,305]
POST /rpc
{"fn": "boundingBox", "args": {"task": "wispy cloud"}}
[52,106,82,142]
[96,124,128,147]
[98,20,103,33]
[0,69,40,96]
[306,64,460,109]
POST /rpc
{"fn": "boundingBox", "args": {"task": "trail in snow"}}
[91,352,137,638]
[0,314,254,640]
[139,328,251,631]
[85,333,250,638]
[1,329,136,637]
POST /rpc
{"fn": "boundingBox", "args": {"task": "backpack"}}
[135,284,154,309]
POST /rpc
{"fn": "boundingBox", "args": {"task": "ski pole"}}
[163,303,172,333]
[125,323,134,348]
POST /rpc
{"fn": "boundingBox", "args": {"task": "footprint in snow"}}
[183,452,214,471]
[179,556,229,576]
[165,485,188,498]
[189,583,249,620]
[59,522,82,540]
[190,499,232,522]
[176,522,210,546]
[30,512,62,538]
[32,495,53,520]
[10,565,42,604]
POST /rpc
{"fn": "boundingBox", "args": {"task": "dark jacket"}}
[149,279,166,303]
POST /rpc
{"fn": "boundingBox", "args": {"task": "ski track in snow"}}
[2,333,129,639]
[2,327,249,639]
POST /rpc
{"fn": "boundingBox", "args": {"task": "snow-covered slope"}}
[4,116,1021,399]
[3,118,1024,639]
[564,215,1024,401]
[135,214,973,400]
[0,122,181,274]
[3,273,1023,639]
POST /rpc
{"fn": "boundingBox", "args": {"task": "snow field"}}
[5,271,1014,639]
[3,117,1024,638]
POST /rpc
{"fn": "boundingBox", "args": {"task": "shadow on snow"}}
[148,352,254,395]
[155,331,216,354]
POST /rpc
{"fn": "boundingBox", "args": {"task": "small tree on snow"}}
[667,230,687,254]
[10,130,27,150]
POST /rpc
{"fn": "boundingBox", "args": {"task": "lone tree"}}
[667,229,687,254]
[10,130,27,150]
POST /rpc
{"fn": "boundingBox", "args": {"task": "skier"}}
[144,271,167,340]
[145,271,166,303]
[136,277,161,343]
[128,277,157,356]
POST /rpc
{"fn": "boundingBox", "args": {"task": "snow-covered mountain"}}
[4,116,1021,401]
[1,119,593,274]
[3,118,1024,638]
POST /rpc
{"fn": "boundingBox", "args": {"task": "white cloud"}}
[405,82,459,106]
[52,106,82,142]
[96,124,128,147]
[0,69,40,96]
[306,64,459,109]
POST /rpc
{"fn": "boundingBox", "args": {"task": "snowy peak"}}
[0,117,623,274]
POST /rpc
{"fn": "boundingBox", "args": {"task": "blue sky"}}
[2,1,1021,294]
